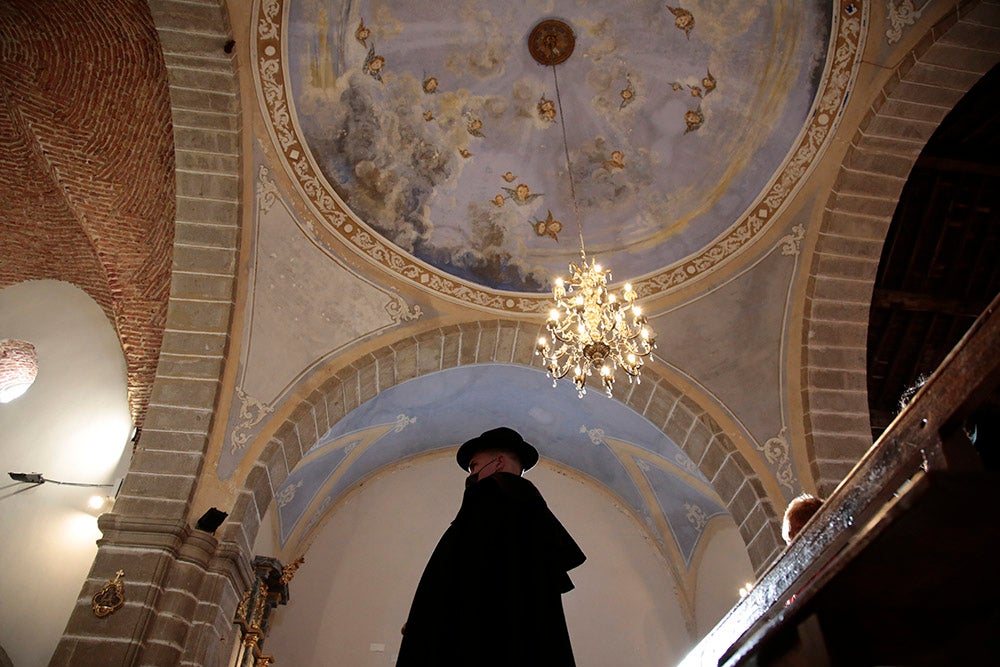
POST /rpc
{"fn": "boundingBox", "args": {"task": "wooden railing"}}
[680,291,1000,667]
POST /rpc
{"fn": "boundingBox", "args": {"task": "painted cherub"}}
[363,44,385,82]
[467,116,484,137]
[531,210,562,241]
[702,69,717,95]
[355,18,371,47]
[620,78,636,110]
[502,183,542,205]
[684,108,704,133]
[667,6,695,39]
[604,150,625,169]
[537,96,556,122]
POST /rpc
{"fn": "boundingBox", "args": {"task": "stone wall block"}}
[457,323,481,366]
[392,340,419,382]
[494,322,518,362]
[416,333,443,374]
[176,170,239,200]
[176,196,239,224]
[130,448,203,477]
[141,405,212,436]
[512,323,543,366]
[138,429,210,454]
[476,323,500,363]
[150,376,219,409]
[439,326,462,369]
[173,125,239,154]
[160,330,227,357]
[175,147,240,173]
[172,244,237,275]
[164,299,232,332]
[174,220,239,248]
[245,465,273,522]
[120,471,197,503]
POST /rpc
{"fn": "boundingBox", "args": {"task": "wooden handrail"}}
[680,290,1000,667]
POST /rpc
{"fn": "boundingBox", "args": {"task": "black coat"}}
[397,472,586,666]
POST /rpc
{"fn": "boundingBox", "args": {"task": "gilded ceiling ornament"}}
[422,75,438,93]
[92,570,126,618]
[355,18,370,47]
[684,108,704,133]
[702,69,717,95]
[603,150,624,170]
[537,96,556,122]
[362,45,385,82]
[502,171,517,183]
[531,210,562,241]
[667,6,695,39]
[502,183,542,205]
[619,77,636,109]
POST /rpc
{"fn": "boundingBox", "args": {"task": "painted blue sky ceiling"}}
[275,364,731,567]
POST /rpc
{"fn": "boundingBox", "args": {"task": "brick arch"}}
[0,0,175,426]
[802,1,1000,496]
[234,319,785,574]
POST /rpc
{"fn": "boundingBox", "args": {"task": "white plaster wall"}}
[262,453,748,666]
[693,524,755,637]
[0,280,132,666]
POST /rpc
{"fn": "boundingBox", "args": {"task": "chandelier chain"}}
[551,63,587,259]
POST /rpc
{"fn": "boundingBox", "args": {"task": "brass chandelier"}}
[528,20,656,397]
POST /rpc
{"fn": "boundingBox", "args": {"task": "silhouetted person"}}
[397,427,586,666]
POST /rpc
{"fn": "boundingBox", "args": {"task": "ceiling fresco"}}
[271,364,730,570]
[278,0,834,293]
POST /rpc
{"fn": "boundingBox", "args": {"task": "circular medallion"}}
[528,19,575,66]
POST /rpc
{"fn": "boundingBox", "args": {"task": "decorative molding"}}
[275,480,303,509]
[252,0,868,312]
[580,424,607,445]
[779,224,806,256]
[684,502,708,531]
[757,428,795,493]
[385,295,423,324]
[257,165,280,214]
[392,413,417,432]
[885,0,929,45]
[230,387,275,454]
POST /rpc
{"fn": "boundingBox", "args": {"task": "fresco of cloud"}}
[285,0,834,293]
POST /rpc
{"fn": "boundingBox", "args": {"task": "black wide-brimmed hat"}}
[456,427,539,472]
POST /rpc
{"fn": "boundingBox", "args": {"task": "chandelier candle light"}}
[528,19,656,397]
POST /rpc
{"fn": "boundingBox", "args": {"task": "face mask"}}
[465,456,501,489]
